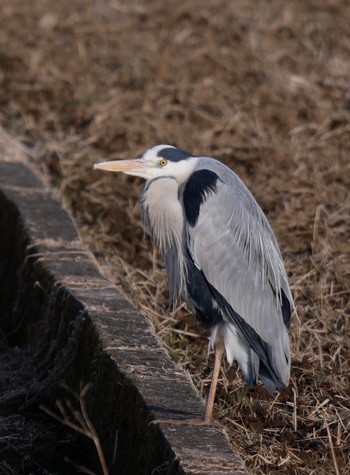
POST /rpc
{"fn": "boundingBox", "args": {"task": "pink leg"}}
[204,340,224,423]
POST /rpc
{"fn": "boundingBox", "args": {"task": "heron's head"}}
[94,145,198,185]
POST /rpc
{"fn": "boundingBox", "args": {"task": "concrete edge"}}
[0,128,248,475]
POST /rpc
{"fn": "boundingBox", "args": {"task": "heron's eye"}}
[159,159,168,167]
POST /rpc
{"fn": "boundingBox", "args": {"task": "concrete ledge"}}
[0,129,247,474]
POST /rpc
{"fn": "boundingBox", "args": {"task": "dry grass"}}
[1,0,350,473]
[40,383,110,475]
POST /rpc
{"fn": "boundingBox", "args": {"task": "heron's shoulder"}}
[194,157,230,173]
[182,158,250,227]
[183,166,220,227]
[192,158,258,212]
[194,157,245,187]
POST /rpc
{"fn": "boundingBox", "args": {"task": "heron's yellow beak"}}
[93,159,150,179]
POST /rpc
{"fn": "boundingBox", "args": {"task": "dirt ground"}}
[1,0,350,473]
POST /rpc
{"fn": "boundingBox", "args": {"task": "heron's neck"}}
[142,177,183,249]
[142,177,186,296]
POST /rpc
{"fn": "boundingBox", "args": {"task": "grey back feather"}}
[184,158,292,384]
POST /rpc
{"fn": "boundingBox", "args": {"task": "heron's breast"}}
[142,177,184,251]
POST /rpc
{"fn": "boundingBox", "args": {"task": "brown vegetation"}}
[1,0,350,473]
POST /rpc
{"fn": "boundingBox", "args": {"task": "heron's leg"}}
[204,339,225,424]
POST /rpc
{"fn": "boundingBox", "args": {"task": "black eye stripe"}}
[157,147,193,162]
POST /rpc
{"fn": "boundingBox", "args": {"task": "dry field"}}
[1,0,350,473]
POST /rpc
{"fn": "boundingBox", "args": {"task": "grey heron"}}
[94,145,293,424]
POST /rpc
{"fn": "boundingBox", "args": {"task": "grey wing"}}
[185,174,292,389]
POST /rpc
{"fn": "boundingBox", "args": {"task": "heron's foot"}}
[150,417,220,427]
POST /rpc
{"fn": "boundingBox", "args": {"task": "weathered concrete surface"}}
[0,128,248,475]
